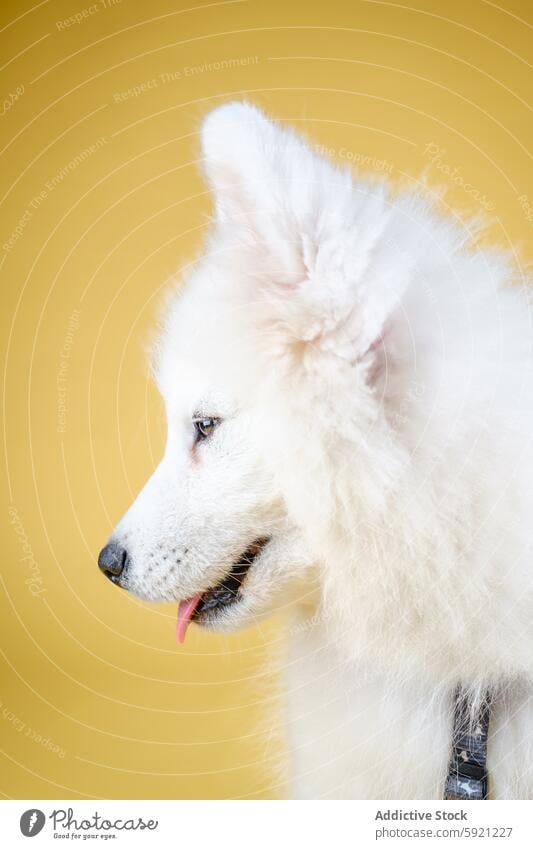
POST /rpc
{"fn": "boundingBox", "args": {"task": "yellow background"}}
[1,0,532,799]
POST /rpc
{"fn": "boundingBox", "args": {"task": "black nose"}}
[98,543,129,583]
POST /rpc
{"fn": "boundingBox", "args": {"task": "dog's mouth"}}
[176,537,270,643]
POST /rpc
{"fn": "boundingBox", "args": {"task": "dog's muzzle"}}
[98,542,129,586]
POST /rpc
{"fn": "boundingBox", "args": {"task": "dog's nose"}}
[98,542,129,583]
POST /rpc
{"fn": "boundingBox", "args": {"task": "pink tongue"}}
[176,593,203,644]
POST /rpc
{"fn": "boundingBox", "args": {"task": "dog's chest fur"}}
[282,619,533,799]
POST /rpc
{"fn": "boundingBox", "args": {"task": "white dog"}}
[98,102,533,799]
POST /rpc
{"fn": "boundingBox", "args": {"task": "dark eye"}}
[193,417,220,442]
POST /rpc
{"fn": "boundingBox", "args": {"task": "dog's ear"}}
[201,102,416,362]
[201,101,307,229]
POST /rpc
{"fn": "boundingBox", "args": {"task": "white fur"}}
[106,102,533,799]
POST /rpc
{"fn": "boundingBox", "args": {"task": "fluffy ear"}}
[201,101,322,287]
[200,102,416,362]
[201,101,315,224]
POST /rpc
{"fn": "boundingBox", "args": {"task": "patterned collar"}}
[444,687,491,800]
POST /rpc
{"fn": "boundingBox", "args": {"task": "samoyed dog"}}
[98,102,533,799]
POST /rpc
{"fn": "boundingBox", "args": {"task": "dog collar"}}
[444,687,491,800]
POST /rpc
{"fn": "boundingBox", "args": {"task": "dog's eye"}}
[193,417,220,442]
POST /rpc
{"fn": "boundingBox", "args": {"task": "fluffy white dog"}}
[98,102,533,799]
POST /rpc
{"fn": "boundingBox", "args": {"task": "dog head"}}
[98,103,410,640]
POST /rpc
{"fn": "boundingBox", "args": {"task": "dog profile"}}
[98,102,533,799]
